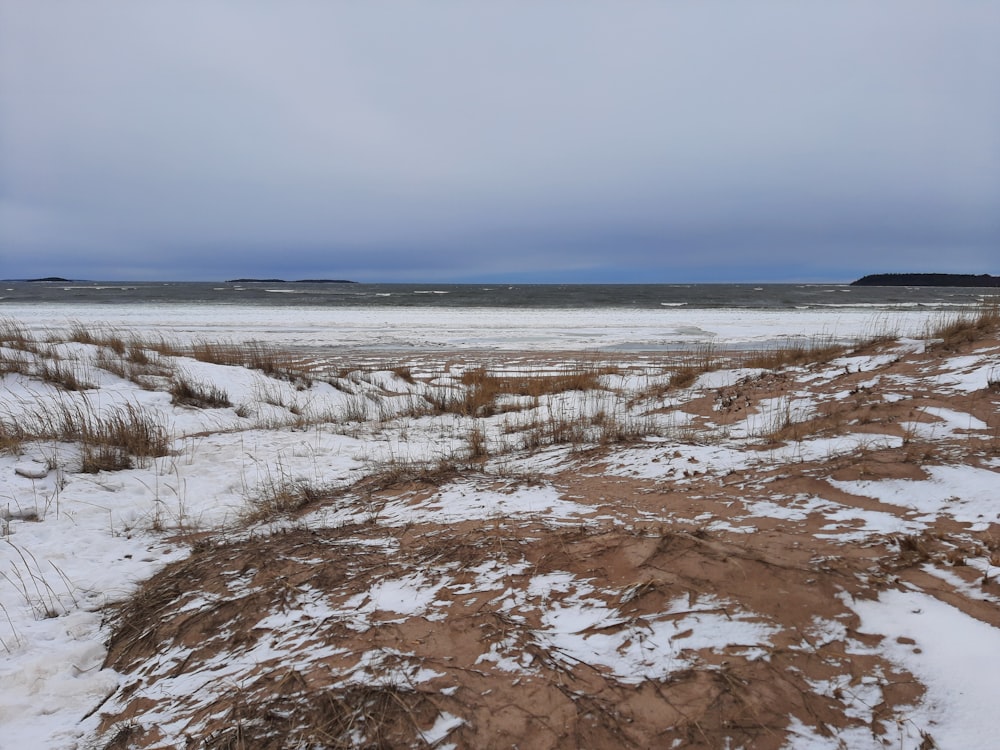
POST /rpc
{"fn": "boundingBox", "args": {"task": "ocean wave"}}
[61,285,137,291]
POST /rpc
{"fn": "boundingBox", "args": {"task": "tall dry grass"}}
[925,302,1000,351]
[0,318,37,352]
[169,375,232,409]
[667,344,723,389]
[739,337,847,371]
[0,399,170,472]
[190,340,315,384]
[428,365,611,417]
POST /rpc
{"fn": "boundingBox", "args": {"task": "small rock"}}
[14,462,49,479]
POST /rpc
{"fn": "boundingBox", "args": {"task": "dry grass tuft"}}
[0,400,170,470]
[1,322,181,390]
[986,368,1000,393]
[170,376,232,409]
[740,337,847,371]
[944,548,967,567]
[142,336,186,358]
[515,409,587,449]
[78,403,172,473]
[592,408,657,445]
[926,302,1000,351]
[668,344,722,389]
[0,318,38,351]
[390,364,415,383]
[64,322,129,354]
[95,346,174,387]
[467,422,489,460]
[240,481,332,525]
[363,455,464,493]
[891,533,933,567]
[191,340,315,384]
[0,420,24,454]
[36,357,93,391]
[0,348,32,377]
[429,365,610,417]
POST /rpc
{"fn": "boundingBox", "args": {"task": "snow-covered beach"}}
[2,302,999,749]
[1,300,942,352]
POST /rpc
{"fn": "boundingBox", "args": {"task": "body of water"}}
[2,282,996,353]
[1,280,996,310]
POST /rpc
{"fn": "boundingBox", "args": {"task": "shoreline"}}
[0,301,948,354]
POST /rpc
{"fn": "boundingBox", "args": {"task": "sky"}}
[1,2,999,283]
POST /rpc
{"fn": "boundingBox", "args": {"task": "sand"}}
[1,315,999,748]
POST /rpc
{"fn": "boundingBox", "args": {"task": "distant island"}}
[26,276,72,282]
[851,273,1000,287]
[225,278,356,284]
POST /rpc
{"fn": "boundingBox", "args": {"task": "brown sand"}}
[95,330,999,749]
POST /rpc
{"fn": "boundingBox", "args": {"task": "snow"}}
[419,712,464,747]
[298,475,597,535]
[852,589,1000,750]
[920,406,988,432]
[933,352,1000,393]
[815,506,924,541]
[831,465,1000,529]
[781,716,893,750]
[3,302,940,352]
[0,350,372,746]
[1,302,998,748]
[536,592,777,684]
[477,572,777,685]
[344,572,445,623]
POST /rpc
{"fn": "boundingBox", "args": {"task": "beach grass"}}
[2,304,1000,748]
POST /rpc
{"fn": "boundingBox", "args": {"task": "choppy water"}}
[2,280,998,310]
[3,281,997,353]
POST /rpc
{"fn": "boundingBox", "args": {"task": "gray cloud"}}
[2,1,998,281]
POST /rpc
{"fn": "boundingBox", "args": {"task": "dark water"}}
[1,281,997,310]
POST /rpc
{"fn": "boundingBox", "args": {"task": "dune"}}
[1,309,998,748]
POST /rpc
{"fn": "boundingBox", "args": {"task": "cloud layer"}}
[2,2,998,281]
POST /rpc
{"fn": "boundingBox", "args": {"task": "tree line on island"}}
[851,273,1000,287]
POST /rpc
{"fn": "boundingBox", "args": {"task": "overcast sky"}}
[2,2,998,283]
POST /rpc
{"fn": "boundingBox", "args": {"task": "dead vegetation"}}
[427,365,612,417]
[0,399,170,472]
[0,348,32,377]
[169,375,231,409]
[924,301,1000,351]
[665,344,722,389]
[190,340,316,384]
[3,308,1000,748]
[95,345,174,388]
[739,336,848,370]
[77,404,171,473]
[239,480,337,526]
[35,356,93,391]
[96,509,933,749]
[0,318,39,352]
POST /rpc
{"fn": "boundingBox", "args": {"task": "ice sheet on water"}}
[5,303,942,352]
